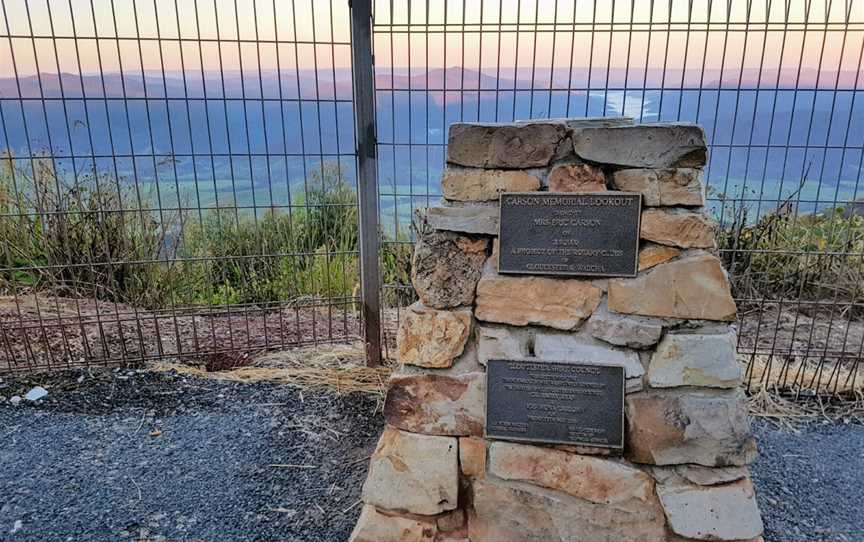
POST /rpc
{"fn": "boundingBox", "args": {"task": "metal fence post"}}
[350,0,382,367]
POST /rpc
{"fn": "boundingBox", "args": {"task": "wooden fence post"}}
[350,0,382,366]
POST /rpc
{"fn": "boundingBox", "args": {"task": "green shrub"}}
[0,152,170,304]
[0,153,412,309]
[714,186,864,306]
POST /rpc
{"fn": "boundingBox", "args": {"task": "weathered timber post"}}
[350,0,382,366]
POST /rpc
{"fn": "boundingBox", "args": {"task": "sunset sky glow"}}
[0,0,861,88]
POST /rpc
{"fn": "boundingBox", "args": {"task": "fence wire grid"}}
[0,0,362,374]
[372,0,864,395]
[1,0,863,396]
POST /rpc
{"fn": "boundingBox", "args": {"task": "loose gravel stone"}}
[750,419,864,542]
[0,369,384,542]
[1,370,862,542]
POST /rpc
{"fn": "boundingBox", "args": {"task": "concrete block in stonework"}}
[560,116,635,130]
[469,475,666,542]
[349,505,437,542]
[447,122,567,168]
[425,203,500,235]
[411,230,488,309]
[647,330,743,389]
[640,209,716,249]
[442,167,541,201]
[547,162,607,192]
[609,254,737,321]
[586,299,664,349]
[613,168,705,206]
[396,303,472,369]
[572,124,708,168]
[362,426,459,515]
[638,243,681,271]
[625,389,757,467]
[475,324,644,391]
[384,371,485,437]
[532,331,645,380]
[657,477,764,541]
[458,436,486,479]
[474,266,602,330]
[476,323,528,365]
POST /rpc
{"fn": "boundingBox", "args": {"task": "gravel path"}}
[0,369,383,542]
[1,369,862,542]
[751,419,864,542]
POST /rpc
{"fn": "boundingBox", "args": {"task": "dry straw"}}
[152,342,393,399]
[154,346,864,425]
[743,354,864,427]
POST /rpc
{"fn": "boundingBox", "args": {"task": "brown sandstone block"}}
[442,167,541,201]
[469,475,666,542]
[411,230,488,309]
[608,254,737,321]
[362,427,459,515]
[638,243,681,271]
[487,442,659,508]
[436,509,468,540]
[640,209,716,249]
[573,124,708,168]
[447,122,567,168]
[657,477,764,541]
[458,436,486,478]
[613,168,705,206]
[349,505,437,542]
[384,372,485,437]
[625,389,757,467]
[475,272,602,330]
[396,303,472,369]
[547,163,607,192]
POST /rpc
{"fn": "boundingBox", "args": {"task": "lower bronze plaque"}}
[485,359,624,448]
[498,192,641,277]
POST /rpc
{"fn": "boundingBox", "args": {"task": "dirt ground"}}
[738,303,864,359]
[4,294,863,391]
[0,294,366,374]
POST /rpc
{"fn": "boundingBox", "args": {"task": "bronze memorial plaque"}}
[497,192,641,277]
[485,359,624,448]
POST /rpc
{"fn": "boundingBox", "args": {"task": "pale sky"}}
[0,0,861,87]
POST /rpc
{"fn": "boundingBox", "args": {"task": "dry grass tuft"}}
[748,387,864,430]
[151,342,393,398]
[153,345,864,426]
[744,354,864,427]
[743,354,863,396]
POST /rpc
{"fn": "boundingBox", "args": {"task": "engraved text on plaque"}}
[485,359,625,448]
[498,192,641,277]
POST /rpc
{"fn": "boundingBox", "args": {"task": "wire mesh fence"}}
[371,0,864,394]
[0,0,363,374]
[1,0,862,395]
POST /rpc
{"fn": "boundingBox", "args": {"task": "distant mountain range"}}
[2,66,859,102]
[0,67,861,229]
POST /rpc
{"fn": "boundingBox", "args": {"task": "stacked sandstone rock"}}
[350,119,764,542]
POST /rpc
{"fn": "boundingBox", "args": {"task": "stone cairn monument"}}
[350,119,764,542]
